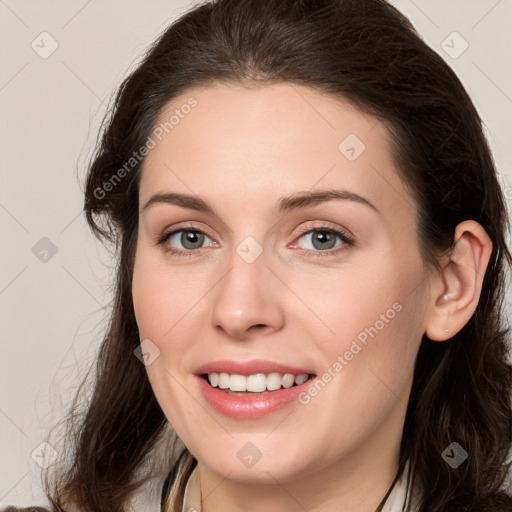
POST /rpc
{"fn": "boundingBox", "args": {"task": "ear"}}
[424,220,493,342]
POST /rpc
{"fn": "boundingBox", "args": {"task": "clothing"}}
[178,460,420,512]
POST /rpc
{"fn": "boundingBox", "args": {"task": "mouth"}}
[196,363,318,419]
[201,372,317,395]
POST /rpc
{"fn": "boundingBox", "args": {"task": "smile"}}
[196,371,317,419]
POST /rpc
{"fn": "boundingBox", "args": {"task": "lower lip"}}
[196,375,315,419]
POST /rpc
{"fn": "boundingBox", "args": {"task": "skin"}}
[131,82,492,512]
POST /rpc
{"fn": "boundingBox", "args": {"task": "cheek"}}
[131,249,203,430]
[294,260,410,350]
[307,253,426,397]
[132,247,202,340]
[132,258,166,339]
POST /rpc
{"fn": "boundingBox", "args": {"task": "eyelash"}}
[156,222,355,259]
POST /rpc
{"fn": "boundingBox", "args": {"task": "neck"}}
[195,420,403,512]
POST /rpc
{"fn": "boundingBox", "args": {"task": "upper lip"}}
[195,359,315,376]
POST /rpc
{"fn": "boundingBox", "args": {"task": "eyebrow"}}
[141,189,379,216]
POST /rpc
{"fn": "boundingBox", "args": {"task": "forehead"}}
[138,82,415,222]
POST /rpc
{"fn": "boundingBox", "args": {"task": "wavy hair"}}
[40,0,512,511]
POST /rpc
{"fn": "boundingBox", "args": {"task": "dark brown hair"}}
[38,0,512,511]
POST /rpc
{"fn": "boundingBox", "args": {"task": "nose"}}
[210,249,285,341]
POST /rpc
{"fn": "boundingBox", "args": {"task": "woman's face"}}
[132,83,432,484]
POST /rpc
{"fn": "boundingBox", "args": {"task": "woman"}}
[3,0,511,511]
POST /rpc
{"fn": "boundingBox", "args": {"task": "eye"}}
[157,224,217,257]
[291,224,355,258]
[156,222,355,258]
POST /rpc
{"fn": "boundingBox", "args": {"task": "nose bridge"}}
[210,239,284,338]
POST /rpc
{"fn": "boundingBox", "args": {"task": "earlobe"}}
[424,220,493,342]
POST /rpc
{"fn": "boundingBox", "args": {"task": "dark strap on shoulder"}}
[161,448,197,510]
[375,469,401,512]
[160,468,174,509]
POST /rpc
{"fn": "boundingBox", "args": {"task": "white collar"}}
[181,463,201,512]
[181,460,419,512]
[381,460,419,512]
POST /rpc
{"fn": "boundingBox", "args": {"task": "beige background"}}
[1,0,511,508]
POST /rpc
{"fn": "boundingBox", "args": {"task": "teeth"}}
[218,372,230,389]
[247,373,267,392]
[207,372,310,392]
[209,372,219,387]
[266,372,282,391]
[229,374,247,391]
[294,373,308,385]
[282,374,295,388]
